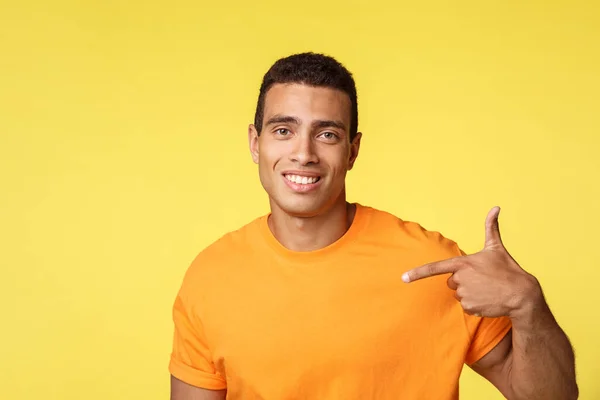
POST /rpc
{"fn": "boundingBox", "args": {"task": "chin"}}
[273,196,329,218]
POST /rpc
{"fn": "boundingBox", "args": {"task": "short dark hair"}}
[253,52,358,141]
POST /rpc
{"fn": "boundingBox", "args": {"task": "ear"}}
[248,124,260,164]
[347,132,362,170]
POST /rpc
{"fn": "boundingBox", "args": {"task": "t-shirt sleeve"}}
[464,314,512,365]
[169,288,227,390]
[451,248,512,365]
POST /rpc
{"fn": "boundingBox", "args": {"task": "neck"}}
[267,193,356,252]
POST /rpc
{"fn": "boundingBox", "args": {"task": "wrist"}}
[508,275,550,328]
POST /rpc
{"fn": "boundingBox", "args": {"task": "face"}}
[249,83,361,218]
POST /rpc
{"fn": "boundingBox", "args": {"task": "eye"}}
[275,128,290,136]
[320,131,338,140]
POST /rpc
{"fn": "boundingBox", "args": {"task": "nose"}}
[289,134,319,165]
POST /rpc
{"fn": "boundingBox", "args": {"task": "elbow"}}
[564,375,579,400]
[553,381,579,400]
[569,382,579,400]
[510,381,579,400]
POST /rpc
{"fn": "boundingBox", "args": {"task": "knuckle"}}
[460,299,472,311]
[452,271,461,283]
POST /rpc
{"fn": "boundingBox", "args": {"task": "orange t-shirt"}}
[169,204,512,399]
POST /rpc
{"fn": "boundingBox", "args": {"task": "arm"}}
[472,283,578,400]
[170,281,227,398]
[403,207,578,399]
[171,375,227,400]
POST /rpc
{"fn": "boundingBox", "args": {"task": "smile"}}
[284,174,321,185]
[282,173,322,193]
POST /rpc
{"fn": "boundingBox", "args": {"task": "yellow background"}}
[1,0,598,399]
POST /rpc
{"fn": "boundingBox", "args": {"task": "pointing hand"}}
[402,207,542,318]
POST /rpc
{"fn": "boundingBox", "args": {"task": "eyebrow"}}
[264,115,301,127]
[312,119,347,131]
[264,114,347,131]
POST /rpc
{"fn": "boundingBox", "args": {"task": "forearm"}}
[508,290,578,400]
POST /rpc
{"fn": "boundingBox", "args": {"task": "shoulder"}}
[180,215,265,289]
[359,204,462,258]
[198,217,262,259]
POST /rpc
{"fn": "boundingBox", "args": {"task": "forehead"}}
[263,83,351,127]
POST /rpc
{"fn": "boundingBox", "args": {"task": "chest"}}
[202,255,467,397]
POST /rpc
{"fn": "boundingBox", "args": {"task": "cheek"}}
[257,154,272,181]
[257,143,282,188]
[258,141,286,168]
[327,150,352,176]
[256,161,274,196]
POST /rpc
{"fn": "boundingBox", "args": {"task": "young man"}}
[169,53,577,399]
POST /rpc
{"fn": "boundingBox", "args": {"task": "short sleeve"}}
[169,289,227,390]
[464,315,512,365]
[452,248,512,365]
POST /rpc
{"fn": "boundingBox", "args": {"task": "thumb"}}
[484,206,503,249]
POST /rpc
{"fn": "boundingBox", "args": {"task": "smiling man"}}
[169,53,577,400]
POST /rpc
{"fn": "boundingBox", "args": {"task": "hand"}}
[402,207,543,319]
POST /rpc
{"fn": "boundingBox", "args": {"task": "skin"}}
[403,207,578,399]
[171,83,578,400]
[170,376,225,400]
[248,83,362,252]
[171,83,361,399]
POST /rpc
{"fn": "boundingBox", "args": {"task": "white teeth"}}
[285,174,319,184]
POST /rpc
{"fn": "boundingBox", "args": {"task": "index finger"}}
[402,257,463,283]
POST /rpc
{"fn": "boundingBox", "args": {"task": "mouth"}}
[282,173,322,193]
[283,174,321,185]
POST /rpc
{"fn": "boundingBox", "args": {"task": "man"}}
[169,53,577,399]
